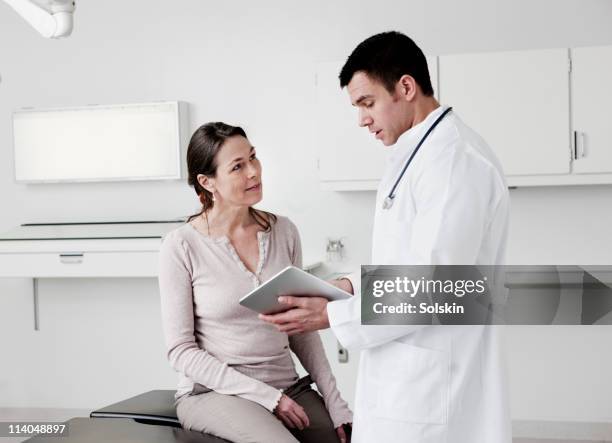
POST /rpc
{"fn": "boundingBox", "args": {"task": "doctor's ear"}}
[397,74,418,101]
[197,173,216,194]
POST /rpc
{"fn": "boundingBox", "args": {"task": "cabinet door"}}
[316,57,438,190]
[439,49,571,177]
[315,61,387,188]
[571,46,612,174]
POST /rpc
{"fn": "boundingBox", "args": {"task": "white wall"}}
[1,0,611,422]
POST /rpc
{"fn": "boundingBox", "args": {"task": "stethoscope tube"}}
[382,106,453,210]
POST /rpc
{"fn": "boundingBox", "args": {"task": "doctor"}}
[261,31,511,442]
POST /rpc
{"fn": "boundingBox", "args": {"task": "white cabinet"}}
[571,45,612,175]
[439,49,571,178]
[316,57,439,190]
[316,46,612,189]
[439,46,612,186]
[0,222,183,278]
[0,240,163,278]
[315,61,387,191]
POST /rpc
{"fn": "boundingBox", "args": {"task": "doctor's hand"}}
[274,394,310,430]
[259,296,330,335]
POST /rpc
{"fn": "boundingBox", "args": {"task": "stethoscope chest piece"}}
[382,196,395,210]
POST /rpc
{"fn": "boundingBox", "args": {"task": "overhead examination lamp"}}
[3,0,75,38]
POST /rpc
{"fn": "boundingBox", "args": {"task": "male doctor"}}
[261,31,511,443]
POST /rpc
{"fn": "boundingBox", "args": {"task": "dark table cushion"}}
[90,390,231,442]
[90,390,179,426]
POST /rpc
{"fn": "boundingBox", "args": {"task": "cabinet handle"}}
[573,131,578,160]
[573,131,586,160]
[59,253,84,264]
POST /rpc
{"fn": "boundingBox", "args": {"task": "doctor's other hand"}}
[259,295,330,335]
[274,394,310,430]
[329,278,354,294]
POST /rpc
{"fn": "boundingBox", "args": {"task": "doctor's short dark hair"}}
[339,31,434,96]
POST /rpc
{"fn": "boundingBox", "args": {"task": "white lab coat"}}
[327,106,511,443]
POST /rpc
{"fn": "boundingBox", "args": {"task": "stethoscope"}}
[382,106,453,210]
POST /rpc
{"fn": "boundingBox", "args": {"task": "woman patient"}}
[159,122,352,443]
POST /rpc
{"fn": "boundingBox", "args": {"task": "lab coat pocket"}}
[367,341,449,424]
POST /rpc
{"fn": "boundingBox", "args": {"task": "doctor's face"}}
[347,72,413,146]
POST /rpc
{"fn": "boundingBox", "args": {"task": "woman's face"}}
[206,135,263,208]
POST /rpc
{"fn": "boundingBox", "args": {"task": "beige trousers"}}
[176,378,340,443]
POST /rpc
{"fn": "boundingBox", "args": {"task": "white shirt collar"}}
[389,105,447,161]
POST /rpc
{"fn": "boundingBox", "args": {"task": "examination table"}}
[25,391,230,442]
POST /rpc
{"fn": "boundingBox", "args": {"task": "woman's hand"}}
[336,423,351,443]
[274,394,310,430]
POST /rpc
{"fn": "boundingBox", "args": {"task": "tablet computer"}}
[239,266,351,314]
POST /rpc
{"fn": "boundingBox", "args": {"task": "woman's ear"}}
[197,174,215,194]
[397,74,417,101]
